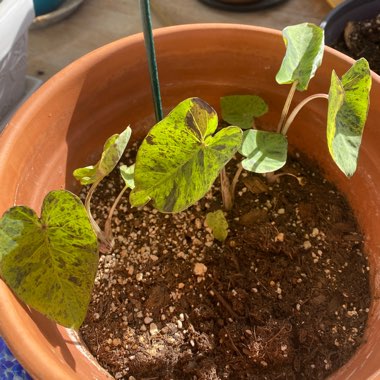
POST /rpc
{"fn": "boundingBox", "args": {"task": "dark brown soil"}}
[332,13,380,75]
[79,146,370,380]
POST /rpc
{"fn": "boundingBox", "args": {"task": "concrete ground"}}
[27,0,332,81]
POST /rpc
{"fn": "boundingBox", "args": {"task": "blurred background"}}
[27,0,333,81]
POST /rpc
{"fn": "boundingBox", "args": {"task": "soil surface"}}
[332,13,380,75]
[80,145,370,380]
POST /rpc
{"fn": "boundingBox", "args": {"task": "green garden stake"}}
[140,0,163,122]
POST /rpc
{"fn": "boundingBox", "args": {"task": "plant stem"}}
[85,179,102,237]
[104,184,128,241]
[85,179,113,253]
[140,0,163,122]
[220,168,233,211]
[277,81,298,133]
[281,93,329,136]
[230,163,243,201]
[266,172,305,185]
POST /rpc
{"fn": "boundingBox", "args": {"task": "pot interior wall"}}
[0,24,380,379]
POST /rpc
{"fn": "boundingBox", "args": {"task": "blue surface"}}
[0,338,32,380]
[33,0,64,16]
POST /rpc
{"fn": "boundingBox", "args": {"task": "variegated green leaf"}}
[276,23,324,91]
[73,126,132,185]
[239,129,288,173]
[130,98,242,213]
[327,58,371,177]
[0,190,98,329]
[120,164,135,189]
[221,95,268,129]
[206,210,229,242]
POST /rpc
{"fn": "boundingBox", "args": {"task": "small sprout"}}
[73,126,132,249]
[205,210,229,242]
[73,126,132,185]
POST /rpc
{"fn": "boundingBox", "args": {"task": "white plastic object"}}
[0,0,35,121]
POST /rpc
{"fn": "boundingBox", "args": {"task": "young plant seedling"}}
[205,210,229,242]
[0,191,98,328]
[0,23,372,330]
[220,23,371,203]
[74,126,132,252]
[129,97,243,212]
[0,126,133,328]
[131,23,371,230]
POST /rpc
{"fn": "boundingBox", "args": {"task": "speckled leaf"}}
[276,23,324,91]
[239,130,288,173]
[221,95,268,129]
[206,210,228,242]
[0,190,98,329]
[120,164,135,189]
[130,98,242,213]
[73,126,132,185]
[327,58,371,177]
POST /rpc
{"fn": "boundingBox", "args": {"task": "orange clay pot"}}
[0,24,379,380]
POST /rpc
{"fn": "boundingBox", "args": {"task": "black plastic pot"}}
[198,0,288,12]
[321,0,380,45]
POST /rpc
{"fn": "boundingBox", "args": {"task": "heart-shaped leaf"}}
[327,58,371,177]
[206,210,229,242]
[221,95,268,129]
[239,130,288,173]
[276,23,324,91]
[73,126,132,185]
[0,190,98,329]
[120,164,135,189]
[130,98,242,213]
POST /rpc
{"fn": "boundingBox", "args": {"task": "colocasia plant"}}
[0,23,372,329]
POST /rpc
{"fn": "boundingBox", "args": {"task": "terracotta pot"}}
[0,24,379,379]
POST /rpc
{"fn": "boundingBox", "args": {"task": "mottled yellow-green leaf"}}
[130,98,242,213]
[120,164,135,189]
[206,210,229,242]
[327,58,371,176]
[0,190,98,329]
[221,95,268,129]
[73,126,132,185]
[276,23,324,91]
[239,130,288,173]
